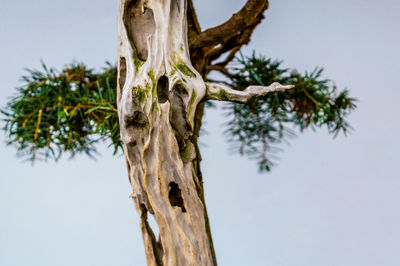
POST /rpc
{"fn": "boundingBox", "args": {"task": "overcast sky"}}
[1,0,400,265]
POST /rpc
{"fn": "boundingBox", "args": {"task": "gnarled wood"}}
[205,82,294,103]
[118,1,213,265]
[117,0,286,265]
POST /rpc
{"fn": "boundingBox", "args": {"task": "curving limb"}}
[187,0,201,44]
[190,0,268,50]
[188,0,269,75]
[205,82,294,103]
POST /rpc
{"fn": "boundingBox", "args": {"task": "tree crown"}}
[1,53,356,170]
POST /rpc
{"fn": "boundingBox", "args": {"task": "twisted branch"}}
[188,0,269,74]
[205,82,294,103]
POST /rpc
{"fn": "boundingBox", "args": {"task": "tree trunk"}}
[117,1,216,265]
[117,1,289,265]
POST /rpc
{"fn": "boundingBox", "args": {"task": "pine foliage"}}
[1,62,120,161]
[222,53,356,171]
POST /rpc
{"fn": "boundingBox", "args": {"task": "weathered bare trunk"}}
[117,1,289,265]
[117,1,215,265]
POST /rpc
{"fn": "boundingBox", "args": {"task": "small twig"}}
[34,109,43,141]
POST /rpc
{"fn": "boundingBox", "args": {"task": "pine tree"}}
[2,1,356,265]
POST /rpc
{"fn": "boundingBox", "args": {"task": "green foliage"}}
[2,53,356,170]
[222,53,356,171]
[1,62,120,161]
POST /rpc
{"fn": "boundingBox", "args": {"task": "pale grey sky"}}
[1,0,400,265]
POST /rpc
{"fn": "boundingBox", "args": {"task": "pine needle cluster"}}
[1,62,120,161]
[221,53,356,171]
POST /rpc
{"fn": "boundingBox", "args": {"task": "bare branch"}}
[206,14,263,66]
[190,0,269,50]
[187,0,201,45]
[205,82,294,103]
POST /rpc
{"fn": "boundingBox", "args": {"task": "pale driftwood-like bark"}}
[205,82,294,103]
[117,0,288,265]
[117,1,212,265]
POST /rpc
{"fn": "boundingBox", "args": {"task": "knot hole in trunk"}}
[169,83,192,151]
[125,110,148,127]
[123,0,155,61]
[157,75,169,103]
[168,182,186,212]
[118,57,126,100]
